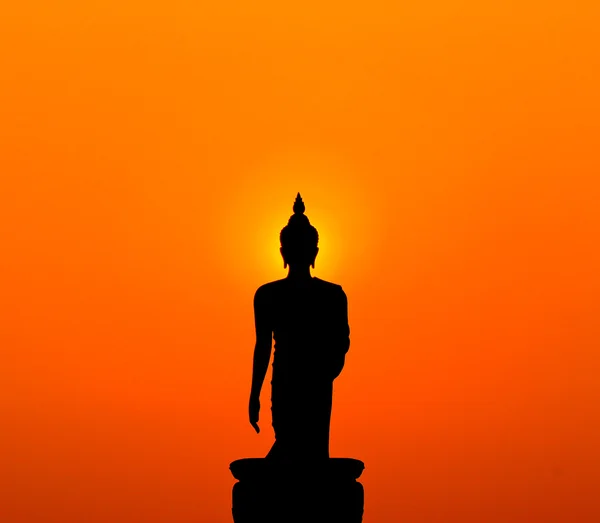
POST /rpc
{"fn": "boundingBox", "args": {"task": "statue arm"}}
[250,286,273,401]
[331,286,350,379]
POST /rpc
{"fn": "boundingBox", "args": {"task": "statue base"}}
[229,458,364,523]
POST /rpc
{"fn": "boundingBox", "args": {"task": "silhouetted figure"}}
[249,193,350,463]
[230,193,364,522]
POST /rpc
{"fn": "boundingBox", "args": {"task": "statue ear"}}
[280,247,287,269]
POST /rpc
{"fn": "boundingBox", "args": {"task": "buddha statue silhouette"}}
[231,193,363,522]
[248,193,350,463]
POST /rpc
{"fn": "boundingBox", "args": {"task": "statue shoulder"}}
[313,277,346,297]
[254,279,285,302]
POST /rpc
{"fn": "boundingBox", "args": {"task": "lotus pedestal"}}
[229,457,365,523]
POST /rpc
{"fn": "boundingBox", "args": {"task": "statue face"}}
[280,246,319,268]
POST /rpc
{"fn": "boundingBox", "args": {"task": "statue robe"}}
[255,277,350,462]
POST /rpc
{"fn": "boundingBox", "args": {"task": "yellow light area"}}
[220,148,378,287]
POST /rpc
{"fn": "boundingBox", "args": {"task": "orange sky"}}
[1,2,600,522]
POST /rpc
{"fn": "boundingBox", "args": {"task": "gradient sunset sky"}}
[1,1,600,522]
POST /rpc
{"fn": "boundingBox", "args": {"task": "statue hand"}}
[249,396,260,434]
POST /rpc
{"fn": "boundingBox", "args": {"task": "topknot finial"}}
[293,192,305,215]
[280,192,319,252]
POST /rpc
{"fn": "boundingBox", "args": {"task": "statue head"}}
[280,193,319,269]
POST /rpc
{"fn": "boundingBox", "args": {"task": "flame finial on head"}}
[293,192,305,215]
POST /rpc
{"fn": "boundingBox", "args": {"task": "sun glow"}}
[3,1,600,520]
[220,149,377,287]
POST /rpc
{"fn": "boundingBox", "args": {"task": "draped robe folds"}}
[255,277,350,463]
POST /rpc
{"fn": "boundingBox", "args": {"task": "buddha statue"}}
[248,193,351,463]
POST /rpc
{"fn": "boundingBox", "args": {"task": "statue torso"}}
[257,277,348,384]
